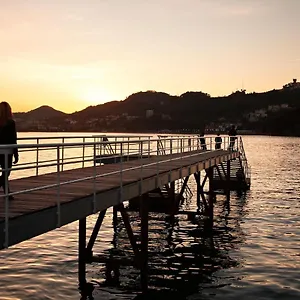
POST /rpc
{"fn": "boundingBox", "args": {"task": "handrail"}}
[238,137,251,180]
[17,134,153,141]
[0,134,236,177]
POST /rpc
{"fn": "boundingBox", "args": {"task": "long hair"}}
[0,101,13,127]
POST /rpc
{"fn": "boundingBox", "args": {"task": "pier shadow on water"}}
[88,191,249,300]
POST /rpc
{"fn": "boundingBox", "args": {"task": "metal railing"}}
[238,136,251,180]
[0,134,239,248]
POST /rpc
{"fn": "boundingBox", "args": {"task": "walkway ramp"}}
[0,150,239,250]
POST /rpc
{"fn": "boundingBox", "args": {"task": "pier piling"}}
[78,217,87,288]
[140,195,149,292]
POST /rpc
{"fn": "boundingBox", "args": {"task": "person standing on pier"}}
[0,101,19,199]
[199,133,207,150]
[228,125,237,151]
[215,133,222,149]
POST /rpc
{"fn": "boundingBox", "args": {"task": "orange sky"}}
[1,0,299,113]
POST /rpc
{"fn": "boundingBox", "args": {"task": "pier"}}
[0,134,250,292]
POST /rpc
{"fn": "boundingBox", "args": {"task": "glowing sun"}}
[81,88,111,105]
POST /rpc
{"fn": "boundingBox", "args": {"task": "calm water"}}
[0,134,299,300]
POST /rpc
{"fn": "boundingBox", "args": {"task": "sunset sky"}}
[1,0,299,113]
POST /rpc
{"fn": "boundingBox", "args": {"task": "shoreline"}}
[16,130,300,138]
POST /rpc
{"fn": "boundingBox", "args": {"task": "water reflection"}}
[93,190,248,299]
[79,282,95,300]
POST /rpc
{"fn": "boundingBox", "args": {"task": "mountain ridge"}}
[12,87,300,136]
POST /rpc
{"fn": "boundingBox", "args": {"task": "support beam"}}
[207,167,214,223]
[117,203,140,258]
[78,217,87,287]
[140,195,148,292]
[86,209,107,256]
[201,173,208,189]
[168,178,186,217]
[113,205,118,232]
[216,165,224,181]
[169,181,176,215]
[194,172,201,211]
[194,172,208,211]
[170,181,175,200]
[226,160,231,181]
[178,176,190,200]
[226,160,231,201]
[221,162,227,176]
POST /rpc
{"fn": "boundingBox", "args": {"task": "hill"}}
[14,87,300,136]
[15,105,67,121]
[14,105,68,131]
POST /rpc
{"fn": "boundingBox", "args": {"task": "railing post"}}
[82,138,85,168]
[36,138,39,176]
[99,137,102,159]
[127,137,130,155]
[120,142,123,203]
[148,137,151,158]
[156,141,159,188]
[93,143,97,212]
[140,141,143,196]
[61,137,65,172]
[140,140,143,158]
[56,146,61,227]
[4,152,9,248]
[180,139,183,178]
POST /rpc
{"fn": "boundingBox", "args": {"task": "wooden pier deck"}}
[0,149,239,250]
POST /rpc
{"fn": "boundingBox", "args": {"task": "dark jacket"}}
[228,127,237,136]
[0,119,18,158]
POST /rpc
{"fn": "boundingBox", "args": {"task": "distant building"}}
[248,113,258,122]
[126,115,139,121]
[255,109,267,117]
[161,114,171,120]
[65,118,77,124]
[146,109,154,118]
[267,105,280,112]
[281,103,290,109]
[283,78,300,90]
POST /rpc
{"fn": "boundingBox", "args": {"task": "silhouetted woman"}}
[0,102,19,199]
